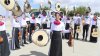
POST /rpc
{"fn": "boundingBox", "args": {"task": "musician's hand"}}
[61,30,64,33]
[32,30,34,33]
[35,23,37,26]
[69,28,72,32]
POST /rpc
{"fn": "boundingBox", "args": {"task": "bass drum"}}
[32,30,49,47]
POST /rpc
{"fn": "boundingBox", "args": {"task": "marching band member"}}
[90,15,98,43]
[25,16,30,38]
[40,10,48,29]
[20,15,28,46]
[65,16,71,39]
[49,12,70,56]
[73,13,81,39]
[0,15,10,56]
[12,15,21,50]
[60,12,64,21]
[50,12,55,27]
[82,12,91,41]
[29,13,37,43]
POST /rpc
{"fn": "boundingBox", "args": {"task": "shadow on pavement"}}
[20,51,47,56]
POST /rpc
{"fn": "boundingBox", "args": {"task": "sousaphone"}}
[32,30,49,47]
[55,2,61,12]
[12,1,23,17]
[24,0,31,13]
[0,0,15,11]
[87,7,91,13]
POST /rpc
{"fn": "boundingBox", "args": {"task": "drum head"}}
[32,30,49,47]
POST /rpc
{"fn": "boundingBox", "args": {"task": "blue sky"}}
[0,0,100,16]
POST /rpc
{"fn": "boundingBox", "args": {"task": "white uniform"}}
[35,18,41,24]
[61,16,66,23]
[65,17,71,24]
[40,15,47,24]
[12,18,21,28]
[26,17,30,22]
[91,19,97,25]
[83,16,91,25]
[97,17,100,27]
[73,16,81,24]
[21,18,27,27]
[51,20,70,33]
[50,15,55,23]
[30,17,36,24]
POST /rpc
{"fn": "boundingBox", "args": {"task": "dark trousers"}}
[0,31,10,56]
[74,24,80,39]
[42,24,47,29]
[21,27,27,44]
[14,28,20,48]
[65,23,70,39]
[29,23,35,42]
[83,24,89,40]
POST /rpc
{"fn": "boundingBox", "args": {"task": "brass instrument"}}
[0,0,23,17]
[0,0,15,10]
[12,1,23,17]
[24,0,31,13]
[32,30,49,47]
[55,2,61,12]
[87,7,91,13]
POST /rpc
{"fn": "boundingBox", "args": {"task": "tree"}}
[94,12,100,16]
[41,6,50,10]
[67,10,74,17]
[75,6,87,15]
[60,8,66,15]
[30,9,38,12]
[65,6,91,17]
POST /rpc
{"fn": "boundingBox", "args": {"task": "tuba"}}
[87,7,91,13]
[0,0,15,11]
[55,2,61,12]
[0,0,23,17]
[24,0,31,13]
[32,30,49,47]
[12,1,23,17]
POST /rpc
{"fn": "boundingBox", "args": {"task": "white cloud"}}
[50,0,100,12]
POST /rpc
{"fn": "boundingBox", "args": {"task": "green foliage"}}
[67,10,74,17]
[30,9,38,12]
[67,6,91,16]
[60,8,66,15]
[75,6,87,15]
[94,12,100,16]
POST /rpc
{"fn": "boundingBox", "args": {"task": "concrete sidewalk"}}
[9,39,100,56]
